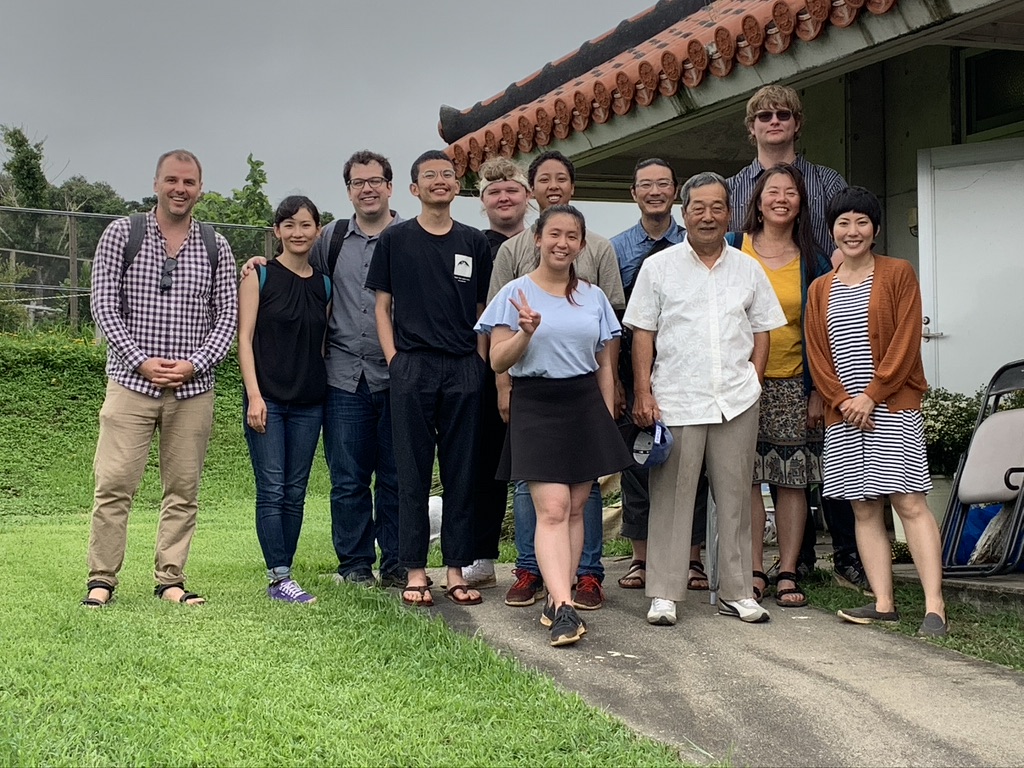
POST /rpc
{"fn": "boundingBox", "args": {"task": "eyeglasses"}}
[634,180,675,192]
[160,257,177,293]
[347,177,388,190]
[754,110,794,123]
[419,169,457,181]
[685,203,728,217]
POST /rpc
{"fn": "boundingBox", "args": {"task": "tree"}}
[51,175,128,216]
[193,153,272,226]
[0,126,49,209]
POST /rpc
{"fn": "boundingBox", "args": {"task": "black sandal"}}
[154,582,206,605]
[752,570,770,603]
[686,561,709,591]
[618,559,646,589]
[774,571,808,608]
[81,580,114,608]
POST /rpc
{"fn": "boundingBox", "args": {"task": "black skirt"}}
[498,373,633,484]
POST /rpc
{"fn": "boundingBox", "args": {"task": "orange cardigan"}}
[804,255,928,427]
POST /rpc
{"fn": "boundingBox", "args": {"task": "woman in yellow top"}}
[741,164,832,607]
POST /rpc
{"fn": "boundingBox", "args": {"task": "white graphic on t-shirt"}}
[453,254,473,282]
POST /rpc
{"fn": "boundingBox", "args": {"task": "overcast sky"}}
[2,0,657,235]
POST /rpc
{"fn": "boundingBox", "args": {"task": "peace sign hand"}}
[509,289,541,335]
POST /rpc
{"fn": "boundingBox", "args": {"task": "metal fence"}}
[0,206,274,329]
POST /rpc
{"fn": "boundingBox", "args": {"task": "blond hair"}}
[743,85,803,143]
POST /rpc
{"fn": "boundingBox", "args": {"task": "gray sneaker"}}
[837,602,900,625]
[917,612,949,637]
[333,569,376,588]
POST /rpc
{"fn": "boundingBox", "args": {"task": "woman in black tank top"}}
[238,196,330,604]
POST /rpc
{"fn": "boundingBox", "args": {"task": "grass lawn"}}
[0,332,681,767]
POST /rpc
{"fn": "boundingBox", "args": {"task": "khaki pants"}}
[87,381,214,588]
[646,402,759,602]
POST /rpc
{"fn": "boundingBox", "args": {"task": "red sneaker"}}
[504,568,546,607]
[572,574,605,610]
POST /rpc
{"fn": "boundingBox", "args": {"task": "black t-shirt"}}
[484,229,508,259]
[254,259,329,404]
[366,218,491,356]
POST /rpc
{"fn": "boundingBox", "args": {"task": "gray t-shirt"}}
[310,214,401,393]
[487,224,625,309]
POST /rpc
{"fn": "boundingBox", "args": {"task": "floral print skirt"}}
[752,376,823,488]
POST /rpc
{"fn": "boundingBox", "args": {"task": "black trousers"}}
[472,369,510,560]
[389,351,484,569]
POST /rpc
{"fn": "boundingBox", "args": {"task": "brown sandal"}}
[687,561,709,591]
[401,584,433,607]
[617,559,646,589]
[444,584,483,606]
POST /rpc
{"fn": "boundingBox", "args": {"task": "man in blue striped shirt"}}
[726,84,847,258]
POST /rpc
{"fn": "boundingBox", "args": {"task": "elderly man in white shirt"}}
[624,171,785,626]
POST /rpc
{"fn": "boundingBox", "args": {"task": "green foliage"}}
[921,387,981,476]
[0,126,49,208]
[51,175,129,215]
[0,262,31,331]
[0,331,683,766]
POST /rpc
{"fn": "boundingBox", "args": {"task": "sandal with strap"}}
[775,571,808,608]
[81,580,114,608]
[687,561,709,591]
[752,570,770,604]
[617,559,646,589]
[154,582,206,606]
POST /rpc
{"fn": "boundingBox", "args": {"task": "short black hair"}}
[527,150,575,188]
[344,150,393,186]
[274,195,321,227]
[632,158,678,188]
[827,186,882,233]
[410,150,454,184]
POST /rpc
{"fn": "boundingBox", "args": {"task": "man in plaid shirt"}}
[82,149,238,608]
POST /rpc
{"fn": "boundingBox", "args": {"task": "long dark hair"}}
[535,204,586,306]
[742,163,818,285]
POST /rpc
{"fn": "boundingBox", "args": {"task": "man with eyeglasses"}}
[726,85,869,595]
[610,158,712,594]
[83,149,238,608]
[366,149,492,608]
[625,171,785,626]
[313,150,406,588]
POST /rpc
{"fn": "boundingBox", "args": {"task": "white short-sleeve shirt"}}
[623,237,785,426]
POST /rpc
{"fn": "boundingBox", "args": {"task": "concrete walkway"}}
[428,559,1024,767]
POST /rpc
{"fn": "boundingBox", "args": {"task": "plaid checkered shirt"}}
[90,212,239,399]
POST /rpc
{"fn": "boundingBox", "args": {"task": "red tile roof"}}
[441,0,898,178]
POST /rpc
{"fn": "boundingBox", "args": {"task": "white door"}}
[917,138,1024,395]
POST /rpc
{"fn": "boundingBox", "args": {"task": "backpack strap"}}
[256,264,267,293]
[725,230,743,249]
[326,219,349,279]
[322,274,332,301]
[119,213,148,316]
[198,222,220,281]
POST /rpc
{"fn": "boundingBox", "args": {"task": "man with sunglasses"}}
[727,85,870,594]
[83,149,238,608]
[727,85,846,257]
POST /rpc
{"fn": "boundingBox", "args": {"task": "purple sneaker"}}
[268,578,317,604]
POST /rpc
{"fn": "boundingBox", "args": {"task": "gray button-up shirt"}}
[310,212,401,393]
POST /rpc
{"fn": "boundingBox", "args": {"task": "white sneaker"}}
[718,596,770,623]
[647,597,677,625]
[462,559,497,589]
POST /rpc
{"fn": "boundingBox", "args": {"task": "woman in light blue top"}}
[476,205,631,647]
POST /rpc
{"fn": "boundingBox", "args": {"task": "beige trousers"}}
[87,381,214,588]
[646,402,759,602]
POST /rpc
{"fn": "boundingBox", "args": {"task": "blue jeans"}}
[243,394,323,580]
[323,379,400,577]
[513,480,604,579]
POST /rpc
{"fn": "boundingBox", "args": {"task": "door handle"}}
[922,331,945,341]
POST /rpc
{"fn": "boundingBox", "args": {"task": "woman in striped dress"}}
[805,187,947,637]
